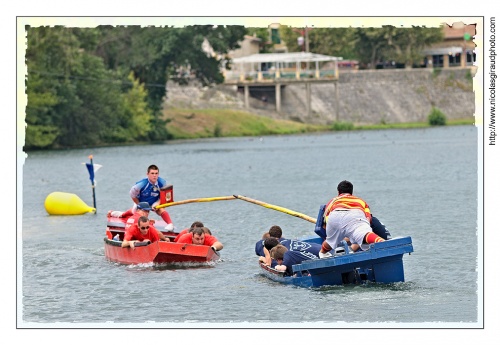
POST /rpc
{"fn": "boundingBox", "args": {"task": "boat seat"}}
[314,205,327,240]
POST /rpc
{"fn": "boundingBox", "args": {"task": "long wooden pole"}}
[233,195,316,224]
[155,195,237,209]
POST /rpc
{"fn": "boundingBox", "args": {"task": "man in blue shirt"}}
[255,232,270,257]
[129,164,174,231]
[261,237,321,267]
[270,244,316,277]
[268,225,286,241]
[257,225,286,263]
[279,239,321,259]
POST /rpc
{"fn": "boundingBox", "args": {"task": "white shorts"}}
[325,208,371,250]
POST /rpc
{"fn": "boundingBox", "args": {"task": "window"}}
[432,55,444,67]
[448,53,461,66]
[467,51,476,64]
[271,29,281,44]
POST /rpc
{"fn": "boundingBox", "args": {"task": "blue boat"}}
[259,205,414,288]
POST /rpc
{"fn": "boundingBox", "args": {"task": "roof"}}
[232,52,343,64]
[442,23,476,39]
[243,34,262,42]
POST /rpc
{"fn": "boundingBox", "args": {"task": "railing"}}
[223,69,338,83]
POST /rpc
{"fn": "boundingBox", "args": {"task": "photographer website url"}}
[489,17,497,145]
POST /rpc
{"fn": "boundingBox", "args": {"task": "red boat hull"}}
[104,216,220,265]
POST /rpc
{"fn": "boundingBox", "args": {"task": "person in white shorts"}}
[319,180,385,258]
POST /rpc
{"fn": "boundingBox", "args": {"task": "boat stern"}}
[293,236,414,287]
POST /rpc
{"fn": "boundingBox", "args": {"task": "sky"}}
[7,1,498,343]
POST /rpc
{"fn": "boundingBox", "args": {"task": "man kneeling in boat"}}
[122,216,162,249]
[319,180,385,257]
[270,244,314,277]
[176,227,223,252]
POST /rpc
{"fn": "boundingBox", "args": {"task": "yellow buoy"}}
[44,192,96,215]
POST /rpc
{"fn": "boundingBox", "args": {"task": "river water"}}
[17,126,481,333]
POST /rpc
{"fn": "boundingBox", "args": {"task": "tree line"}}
[249,25,444,68]
[24,25,444,150]
[24,25,246,150]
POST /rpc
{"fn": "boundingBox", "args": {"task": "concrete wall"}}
[165,68,476,125]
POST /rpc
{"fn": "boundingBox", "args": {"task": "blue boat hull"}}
[259,236,413,288]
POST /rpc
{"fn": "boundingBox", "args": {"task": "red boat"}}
[104,216,220,265]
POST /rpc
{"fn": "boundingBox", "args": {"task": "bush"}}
[213,123,222,137]
[331,121,354,131]
[428,107,447,126]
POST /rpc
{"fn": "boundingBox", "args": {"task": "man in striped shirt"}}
[319,180,385,258]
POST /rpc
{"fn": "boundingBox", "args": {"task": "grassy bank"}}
[356,117,475,130]
[162,108,475,140]
[162,108,326,139]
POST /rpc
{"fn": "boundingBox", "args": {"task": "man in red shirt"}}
[124,202,170,242]
[176,227,223,251]
[173,221,205,242]
[122,216,161,249]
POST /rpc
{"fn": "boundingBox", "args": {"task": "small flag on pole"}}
[86,160,95,184]
[83,155,102,213]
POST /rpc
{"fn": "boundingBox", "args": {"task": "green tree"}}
[25,26,133,148]
[246,27,274,53]
[25,25,83,149]
[353,25,444,69]
[123,71,153,140]
[308,27,358,59]
[354,27,389,68]
[24,25,246,149]
[279,26,358,59]
[24,68,60,149]
[278,25,302,52]
[54,53,128,147]
[94,25,246,140]
[277,25,444,69]
[382,25,444,68]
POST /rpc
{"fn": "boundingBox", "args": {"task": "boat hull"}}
[104,238,220,265]
[104,216,220,265]
[259,236,413,288]
[259,262,313,287]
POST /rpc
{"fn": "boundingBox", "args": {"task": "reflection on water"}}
[153,261,220,271]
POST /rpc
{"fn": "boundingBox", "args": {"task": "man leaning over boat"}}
[176,227,223,252]
[270,244,313,277]
[260,237,321,267]
[122,216,161,249]
[126,202,171,242]
[255,225,284,258]
[319,180,385,258]
[172,221,206,242]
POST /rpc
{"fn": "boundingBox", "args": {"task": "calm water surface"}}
[18,126,480,328]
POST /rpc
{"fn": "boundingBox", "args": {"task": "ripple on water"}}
[20,127,479,325]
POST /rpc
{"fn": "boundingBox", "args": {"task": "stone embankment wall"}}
[164,68,476,125]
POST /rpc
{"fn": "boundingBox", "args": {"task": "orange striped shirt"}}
[324,193,372,223]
